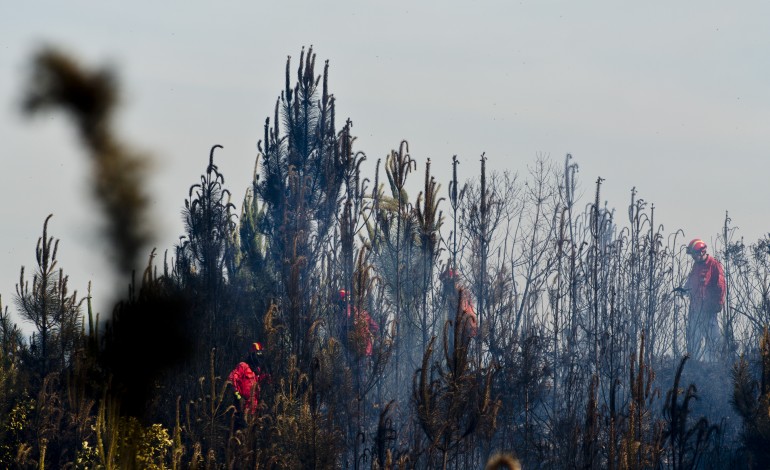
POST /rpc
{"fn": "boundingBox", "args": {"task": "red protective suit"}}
[440,268,478,339]
[228,362,269,415]
[458,289,478,339]
[347,305,379,357]
[684,254,726,360]
[684,254,726,314]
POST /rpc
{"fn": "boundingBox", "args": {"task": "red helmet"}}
[440,266,457,282]
[687,239,707,254]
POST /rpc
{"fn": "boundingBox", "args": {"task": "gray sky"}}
[2,1,768,324]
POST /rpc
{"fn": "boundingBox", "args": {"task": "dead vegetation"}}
[1,45,769,468]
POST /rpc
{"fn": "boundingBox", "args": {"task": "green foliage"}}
[74,437,98,469]
[92,396,173,470]
[0,394,33,468]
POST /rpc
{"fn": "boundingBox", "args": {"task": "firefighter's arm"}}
[714,261,727,308]
[227,367,242,400]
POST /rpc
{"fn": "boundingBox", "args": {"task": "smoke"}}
[21,46,152,277]
[19,47,193,421]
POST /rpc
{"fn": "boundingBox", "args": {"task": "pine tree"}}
[177,144,237,336]
[15,215,83,381]
[256,47,350,367]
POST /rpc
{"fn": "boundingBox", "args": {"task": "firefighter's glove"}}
[234,392,242,400]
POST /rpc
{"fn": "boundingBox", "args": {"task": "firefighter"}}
[440,267,478,340]
[338,289,379,357]
[228,342,270,417]
[677,239,726,361]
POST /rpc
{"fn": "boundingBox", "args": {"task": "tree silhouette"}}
[15,215,83,381]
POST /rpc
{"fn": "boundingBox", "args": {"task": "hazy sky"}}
[2,2,768,323]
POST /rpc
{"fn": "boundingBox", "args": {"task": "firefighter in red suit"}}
[440,267,478,340]
[228,342,270,417]
[680,239,726,361]
[338,289,379,357]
